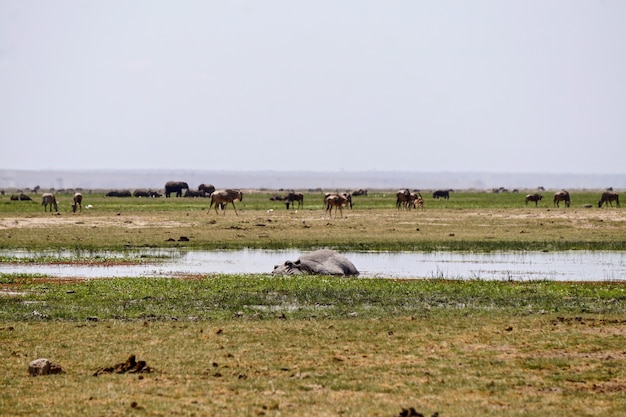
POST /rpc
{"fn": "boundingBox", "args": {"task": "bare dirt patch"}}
[0,215,186,230]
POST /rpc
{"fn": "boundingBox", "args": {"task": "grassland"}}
[0,189,624,252]
[1,189,625,416]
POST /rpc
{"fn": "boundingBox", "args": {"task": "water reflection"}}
[0,249,625,281]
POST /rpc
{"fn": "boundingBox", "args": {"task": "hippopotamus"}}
[272,249,359,276]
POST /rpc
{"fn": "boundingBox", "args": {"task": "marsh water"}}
[1,249,625,281]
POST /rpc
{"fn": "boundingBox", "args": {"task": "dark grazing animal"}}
[72,193,82,213]
[395,189,411,210]
[209,189,243,215]
[164,181,189,198]
[525,193,543,206]
[598,191,620,208]
[184,189,208,198]
[133,189,162,198]
[286,192,304,209]
[42,193,58,212]
[11,193,32,201]
[553,190,571,208]
[106,190,132,197]
[198,184,216,195]
[433,190,450,199]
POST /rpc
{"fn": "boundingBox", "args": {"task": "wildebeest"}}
[42,193,58,212]
[164,181,189,198]
[395,189,411,210]
[325,193,351,218]
[106,190,132,197]
[351,189,368,196]
[72,193,82,213]
[209,189,243,215]
[433,190,450,199]
[325,192,352,210]
[553,190,571,208]
[286,192,304,209]
[598,191,620,208]
[525,193,543,206]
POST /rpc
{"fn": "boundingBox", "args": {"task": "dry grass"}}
[1,206,625,251]
[2,191,625,416]
[3,315,626,416]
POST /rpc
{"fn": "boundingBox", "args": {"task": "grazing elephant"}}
[272,249,359,276]
[198,183,216,195]
[12,193,32,201]
[106,190,132,197]
[134,189,162,198]
[164,181,189,198]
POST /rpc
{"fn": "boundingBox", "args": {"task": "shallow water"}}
[1,249,625,281]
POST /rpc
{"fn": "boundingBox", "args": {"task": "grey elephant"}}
[272,249,359,276]
[164,181,189,198]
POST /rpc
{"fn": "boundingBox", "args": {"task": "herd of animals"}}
[3,181,621,216]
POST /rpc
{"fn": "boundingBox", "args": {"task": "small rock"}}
[29,358,64,376]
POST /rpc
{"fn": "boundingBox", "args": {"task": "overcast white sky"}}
[1,1,625,174]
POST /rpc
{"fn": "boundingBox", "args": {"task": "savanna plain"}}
[1,189,625,417]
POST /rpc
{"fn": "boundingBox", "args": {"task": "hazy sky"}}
[2,1,625,174]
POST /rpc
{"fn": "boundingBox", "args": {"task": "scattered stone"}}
[29,358,64,376]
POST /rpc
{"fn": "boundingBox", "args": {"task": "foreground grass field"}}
[1,189,625,416]
[2,277,626,416]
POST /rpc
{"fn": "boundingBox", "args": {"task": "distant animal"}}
[598,191,620,208]
[553,190,571,208]
[351,189,368,196]
[286,192,304,209]
[11,193,32,201]
[325,192,352,210]
[72,193,82,213]
[106,190,132,197]
[525,193,543,206]
[133,189,161,198]
[198,184,216,195]
[325,193,351,218]
[411,193,424,210]
[433,190,450,199]
[184,189,208,198]
[269,195,287,201]
[209,189,243,215]
[164,181,189,198]
[272,249,359,276]
[395,189,411,210]
[41,193,58,212]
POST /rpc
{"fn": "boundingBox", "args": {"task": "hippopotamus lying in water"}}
[272,249,359,276]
